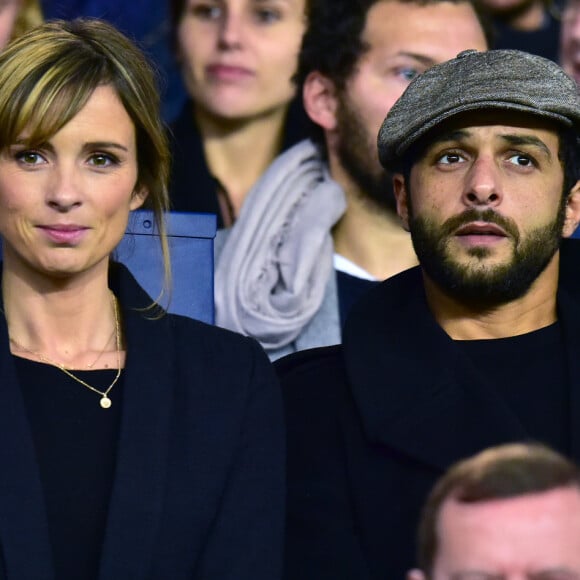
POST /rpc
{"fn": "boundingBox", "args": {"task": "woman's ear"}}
[302,70,340,131]
[130,186,148,211]
[562,180,580,238]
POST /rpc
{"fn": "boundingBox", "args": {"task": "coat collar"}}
[343,241,580,472]
[0,264,175,580]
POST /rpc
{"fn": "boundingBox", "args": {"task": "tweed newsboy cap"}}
[378,49,580,171]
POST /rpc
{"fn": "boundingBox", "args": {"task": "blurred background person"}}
[0,18,283,579]
[481,0,561,61]
[168,0,309,228]
[0,0,42,48]
[409,443,580,580]
[215,0,490,359]
[560,0,580,83]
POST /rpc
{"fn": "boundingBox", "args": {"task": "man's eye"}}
[397,67,419,82]
[508,153,534,167]
[438,153,464,164]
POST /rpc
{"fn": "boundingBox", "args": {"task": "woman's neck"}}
[194,105,289,218]
[2,264,121,369]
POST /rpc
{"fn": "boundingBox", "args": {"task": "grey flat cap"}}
[378,49,580,170]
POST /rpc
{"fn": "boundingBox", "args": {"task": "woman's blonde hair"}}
[0,18,172,295]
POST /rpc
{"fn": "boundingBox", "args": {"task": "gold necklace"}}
[10,291,122,409]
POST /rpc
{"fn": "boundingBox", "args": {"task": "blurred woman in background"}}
[169,0,308,227]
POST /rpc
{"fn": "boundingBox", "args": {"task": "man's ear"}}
[407,568,426,580]
[393,173,410,231]
[302,70,340,131]
[130,186,148,211]
[562,180,580,238]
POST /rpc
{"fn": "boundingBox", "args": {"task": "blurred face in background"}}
[0,0,21,49]
[329,0,487,212]
[177,0,306,122]
[561,0,580,86]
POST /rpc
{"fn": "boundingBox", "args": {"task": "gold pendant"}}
[100,396,112,409]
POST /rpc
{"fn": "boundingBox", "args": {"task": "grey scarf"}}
[215,139,346,350]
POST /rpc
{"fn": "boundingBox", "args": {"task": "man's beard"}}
[408,200,566,308]
[335,94,396,213]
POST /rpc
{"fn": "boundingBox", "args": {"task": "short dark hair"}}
[295,0,494,148]
[417,443,580,577]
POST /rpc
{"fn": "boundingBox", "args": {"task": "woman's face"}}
[0,84,146,281]
[177,0,306,121]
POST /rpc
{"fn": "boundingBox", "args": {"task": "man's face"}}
[429,487,580,580]
[561,0,580,86]
[333,0,487,212]
[394,115,575,307]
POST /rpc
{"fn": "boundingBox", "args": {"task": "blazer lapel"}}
[98,270,173,580]
[0,318,53,580]
[344,268,528,473]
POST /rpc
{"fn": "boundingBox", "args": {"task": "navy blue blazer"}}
[277,238,580,580]
[0,263,284,579]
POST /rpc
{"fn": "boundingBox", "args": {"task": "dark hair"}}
[295,0,494,148]
[417,443,580,577]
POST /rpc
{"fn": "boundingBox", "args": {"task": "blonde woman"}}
[0,18,283,579]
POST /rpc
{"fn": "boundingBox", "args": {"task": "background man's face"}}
[561,0,580,86]
[334,0,487,212]
[430,488,580,579]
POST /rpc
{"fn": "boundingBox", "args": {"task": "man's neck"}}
[423,256,560,340]
[329,164,418,281]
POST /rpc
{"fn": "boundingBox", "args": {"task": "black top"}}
[168,98,310,228]
[456,322,569,453]
[15,357,123,580]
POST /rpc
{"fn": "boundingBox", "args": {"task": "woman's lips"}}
[38,225,89,244]
[206,64,254,82]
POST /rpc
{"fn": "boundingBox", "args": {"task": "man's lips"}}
[453,221,509,246]
[454,222,508,237]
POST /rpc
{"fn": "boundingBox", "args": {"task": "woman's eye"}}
[254,8,281,24]
[16,151,45,165]
[89,153,117,167]
[190,3,222,20]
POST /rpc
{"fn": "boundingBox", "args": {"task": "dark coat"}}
[0,263,284,580]
[276,238,580,580]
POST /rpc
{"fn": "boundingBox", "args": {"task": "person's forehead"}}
[435,488,580,572]
[424,111,563,146]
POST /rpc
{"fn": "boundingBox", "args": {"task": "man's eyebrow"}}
[394,51,437,67]
[530,569,580,580]
[499,134,552,160]
[427,129,471,147]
